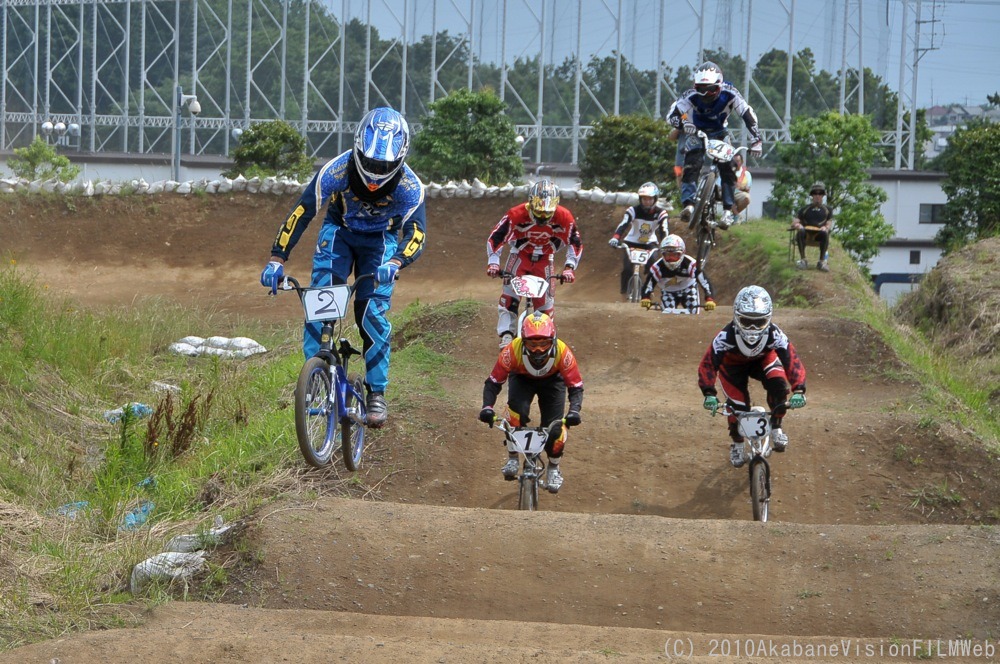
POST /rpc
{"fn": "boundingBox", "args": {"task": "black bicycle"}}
[687,131,748,271]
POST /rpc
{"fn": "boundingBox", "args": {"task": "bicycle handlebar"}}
[714,402,790,418]
[695,130,750,160]
[493,416,567,436]
[499,270,568,285]
[278,273,376,296]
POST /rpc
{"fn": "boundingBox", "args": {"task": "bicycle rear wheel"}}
[295,357,337,468]
[340,374,366,471]
[626,272,642,303]
[688,171,717,231]
[750,459,770,522]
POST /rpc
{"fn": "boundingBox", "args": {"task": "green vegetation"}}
[409,89,524,186]
[579,114,677,195]
[929,120,1000,251]
[768,112,894,266]
[223,119,314,182]
[5,137,80,182]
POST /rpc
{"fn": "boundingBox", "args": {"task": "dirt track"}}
[2,194,999,663]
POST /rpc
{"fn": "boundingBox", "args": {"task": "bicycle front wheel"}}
[695,224,714,269]
[626,272,642,303]
[295,357,337,468]
[340,374,366,471]
[750,459,770,522]
[518,469,538,511]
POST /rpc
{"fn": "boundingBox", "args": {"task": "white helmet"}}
[693,61,723,100]
[639,182,660,210]
[732,285,772,355]
[659,234,685,269]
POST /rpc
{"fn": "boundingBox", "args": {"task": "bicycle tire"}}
[295,357,337,468]
[750,459,770,522]
[695,224,714,269]
[341,374,366,471]
[688,171,718,231]
[626,272,642,303]
[518,467,538,511]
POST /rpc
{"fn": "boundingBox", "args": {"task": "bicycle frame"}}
[622,245,652,304]
[280,274,371,469]
[494,418,561,511]
[688,132,749,272]
[716,403,778,522]
[501,263,568,334]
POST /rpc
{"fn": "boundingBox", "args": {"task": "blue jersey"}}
[667,83,761,144]
[269,150,426,268]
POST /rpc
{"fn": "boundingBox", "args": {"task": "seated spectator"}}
[791,183,833,271]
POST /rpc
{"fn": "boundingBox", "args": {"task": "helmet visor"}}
[531,207,555,222]
[524,338,553,355]
[356,150,403,178]
[695,83,721,97]
[736,314,769,331]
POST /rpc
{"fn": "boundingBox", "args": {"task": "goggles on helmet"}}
[524,338,553,355]
[695,83,721,96]
[736,314,769,332]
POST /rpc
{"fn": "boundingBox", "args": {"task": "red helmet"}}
[520,312,557,369]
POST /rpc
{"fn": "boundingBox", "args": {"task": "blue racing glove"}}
[376,261,399,285]
[260,260,284,295]
[789,392,807,409]
[703,395,719,414]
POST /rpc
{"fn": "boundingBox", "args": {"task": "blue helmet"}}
[353,107,410,191]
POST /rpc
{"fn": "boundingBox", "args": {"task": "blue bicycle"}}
[278,275,370,470]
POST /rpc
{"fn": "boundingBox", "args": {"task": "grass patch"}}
[0,266,458,649]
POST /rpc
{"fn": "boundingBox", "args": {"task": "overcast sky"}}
[359,0,997,109]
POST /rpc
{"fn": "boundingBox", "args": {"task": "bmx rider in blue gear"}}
[260,107,427,428]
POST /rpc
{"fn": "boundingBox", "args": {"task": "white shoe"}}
[730,441,747,468]
[717,211,734,229]
[498,332,513,348]
[772,428,788,452]
[680,205,694,223]
[501,457,518,480]
[795,259,808,270]
[546,466,563,493]
[817,260,830,272]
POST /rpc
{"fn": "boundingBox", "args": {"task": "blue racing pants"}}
[306,223,398,394]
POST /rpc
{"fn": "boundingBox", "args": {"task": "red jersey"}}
[487,338,584,385]
[486,203,583,269]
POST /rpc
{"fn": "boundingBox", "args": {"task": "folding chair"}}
[787,226,828,265]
